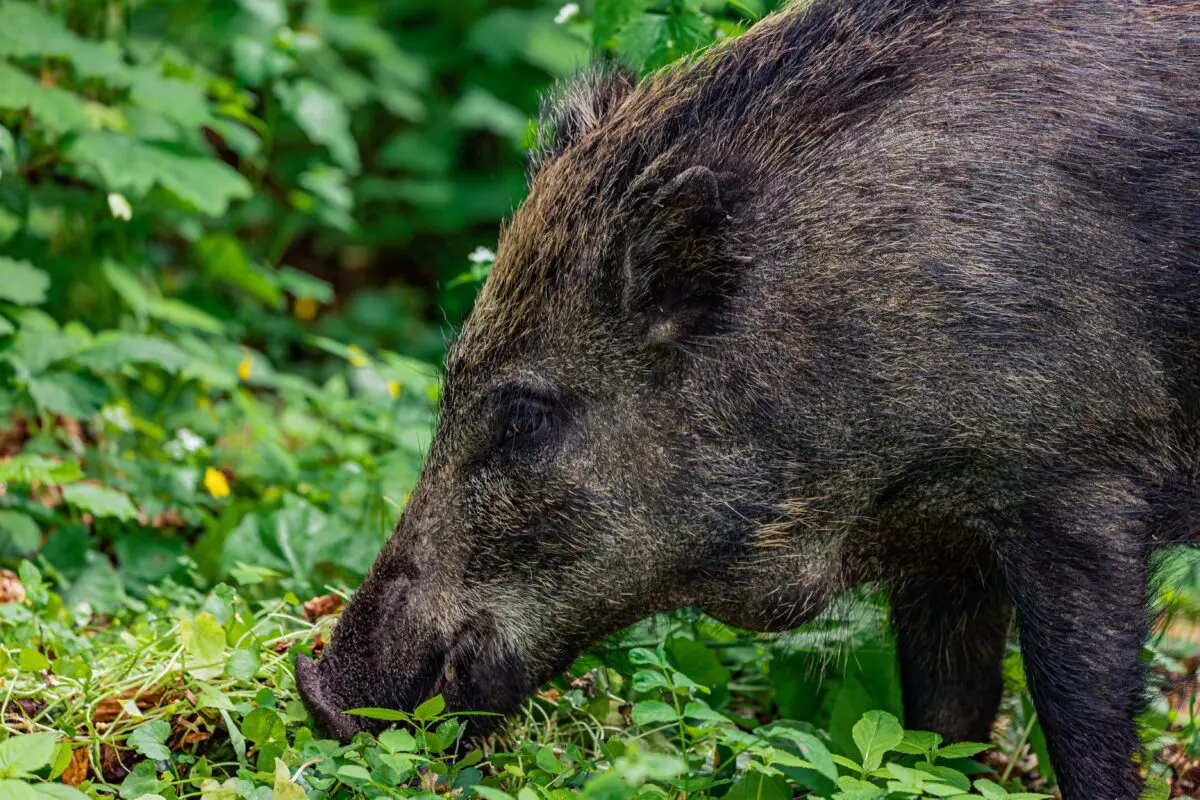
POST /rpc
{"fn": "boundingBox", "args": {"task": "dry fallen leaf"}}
[0,569,26,605]
[61,747,90,786]
[303,593,344,621]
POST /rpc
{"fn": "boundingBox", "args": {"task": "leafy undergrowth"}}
[2,558,1198,800]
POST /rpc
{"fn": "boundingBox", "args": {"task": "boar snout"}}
[295,653,386,742]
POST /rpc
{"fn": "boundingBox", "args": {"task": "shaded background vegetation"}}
[0,1,1197,799]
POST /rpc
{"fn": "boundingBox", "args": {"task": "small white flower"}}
[468,246,497,265]
[554,3,579,25]
[107,192,132,221]
[176,428,206,453]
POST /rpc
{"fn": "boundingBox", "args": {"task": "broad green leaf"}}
[241,707,286,746]
[128,720,172,761]
[277,79,361,173]
[75,333,189,374]
[195,234,282,308]
[0,4,126,80]
[593,0,656,47]
[724,773,790,800]
[118,760,161,800]
[0,511,40,555]
[535,746,564,775]
[0,258,49,305]
[71,133,251,216]
[128,72,211,131]
[631,700,678,726]
[19,648,51,672]
[225,647,261,681]
[61,483,138,521]
[893,729,942,756]
[27,372,107,419]
[378,729,417,752]
[413,693,446,720]
[0,732,58,778]
[0,61,90,132]
[451,87,529,141]
[31,783,92,800]
[851,711,904,772]
[831,776,887,800]
[336,764,372,783]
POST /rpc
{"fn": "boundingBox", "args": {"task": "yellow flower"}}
[293,296,319,322]
[347,345,369,369]
[237,353,253,382]
[204,467,231,499]
[387,379,401,399]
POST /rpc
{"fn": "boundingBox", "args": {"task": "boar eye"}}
[503,403,548,442]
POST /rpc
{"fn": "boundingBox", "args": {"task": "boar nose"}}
[295,654,380,742]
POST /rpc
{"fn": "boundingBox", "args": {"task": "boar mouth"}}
[296,613,529,743]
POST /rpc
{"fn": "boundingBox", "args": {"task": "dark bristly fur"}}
[298,2,1200,798]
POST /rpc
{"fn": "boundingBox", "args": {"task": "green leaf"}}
[413,693,446,721]
[0,732,58,778]
[535,745,564,775]
[0,455,81,485]
[336,764,372,783]
[345,707,409,721]
[273,758,306,800]
[0,4,126,80]
[451,87,529,141]
[18,648,51,672]
[75,333,190,374]
[180,612,227,678]
[831,776,887,800]
[27,372,107,419]
[378,729,417,752]
[128,720,172,761]
[631,700,678,726]
[61,483,138,521]
[118,760,161,799]
[934,741,992,761]
[277,79,360,173]
[71,133,252,216]
[851,711,904,772]
[195,234,282,308]
[472,787,516,800]
[724,773,791,800]
[893,729,942,756]
[0,258,50,305]
[0,62,90,132]
[593,0,655,47]
[0,511,41,556]
[241,707,286,746]
[225,647,261,681]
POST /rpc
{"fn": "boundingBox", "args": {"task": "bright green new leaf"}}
[62,483,138,521]
[413,693,446,721]
[851,710,904,773]
[0,258,50,305]
[472,787,516,800]
[377,729,417,753]
[344,707,409,721]
[934,741,993,761]
[18,648,51,672]
[128,720,172,761]
[0,732,58,778]
[241,707,286,746]
[335,764,372,783]
[180,612,227,678]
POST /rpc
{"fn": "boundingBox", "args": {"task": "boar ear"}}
[530,65,636,178]
[621,165,740,341]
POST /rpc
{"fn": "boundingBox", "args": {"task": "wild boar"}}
[298,1,1200,798]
